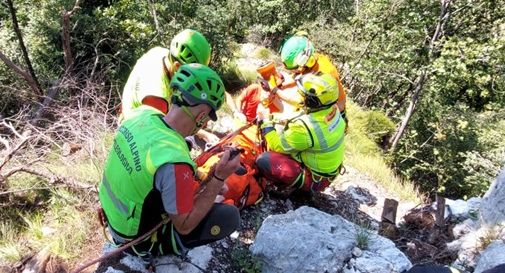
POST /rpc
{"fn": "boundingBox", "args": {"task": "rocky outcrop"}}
[447,166,505,272]
[474,241,505,273]
[250,206,411,273]
[480,168,505,226]
[445,197,481,220]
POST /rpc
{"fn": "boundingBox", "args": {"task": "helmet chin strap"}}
[181,105,207,135]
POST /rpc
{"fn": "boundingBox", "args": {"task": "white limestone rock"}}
[251,206,411,273]
[474,241,505,273]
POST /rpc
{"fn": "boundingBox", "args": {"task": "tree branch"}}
[5,0,42,96]
[0,123,31,172]
[0,166,96,193]
[61,0,82,72]
[387,0,453,152]
[148,0,162,36]
[0,51,42,96]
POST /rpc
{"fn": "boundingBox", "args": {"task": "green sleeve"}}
[264,119,312,154]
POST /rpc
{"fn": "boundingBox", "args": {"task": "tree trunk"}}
[61,0,82,73]
[5,0,42,96]
[387,0,452,152]
[389,72,427,151]
[30,0,82,123]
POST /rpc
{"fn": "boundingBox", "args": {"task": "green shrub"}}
[219,60,256,95]
[230,245,262,273]
[352,108,396,147]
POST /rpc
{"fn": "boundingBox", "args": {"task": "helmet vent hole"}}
[176,77,184,82]
[195,82,202,91]
[180,69,191,77]
[206,80,213,89]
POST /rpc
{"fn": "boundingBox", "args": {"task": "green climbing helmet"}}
[280,36,316,70]
[170,63,225,121]
[170,29,212,65]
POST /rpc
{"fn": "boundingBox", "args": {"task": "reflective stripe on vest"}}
[297,108,345,175]
[306,113,344,153]
[101,175,128,216]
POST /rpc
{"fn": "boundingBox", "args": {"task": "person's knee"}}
[256,152,271,174]
[217,204,240,236]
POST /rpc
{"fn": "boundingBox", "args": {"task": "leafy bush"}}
[352,108,396,147]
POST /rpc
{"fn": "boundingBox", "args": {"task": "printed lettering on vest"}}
[113,139,133,174]
[119,125,142,172]
[328,114,341,133]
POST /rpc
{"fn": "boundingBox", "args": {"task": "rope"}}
[195,120,256,166]
[71,218,169,273]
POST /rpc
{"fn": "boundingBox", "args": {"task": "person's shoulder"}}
[315,54,336,67]
[138,47,170,62]
[146,46,170,55]
[313,53,339,77]
[287,115,310,130]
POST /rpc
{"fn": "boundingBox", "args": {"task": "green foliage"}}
[230,244,263,273]
[219,60,256,95]
[254,47,274,60]
[394,102,505,197]
[352,108,396,146]
[305,0,505,198]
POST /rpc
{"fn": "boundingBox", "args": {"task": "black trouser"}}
[119,203,240,257]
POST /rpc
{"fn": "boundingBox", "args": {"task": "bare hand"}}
[256,103,270,120]
[214,149,241,180]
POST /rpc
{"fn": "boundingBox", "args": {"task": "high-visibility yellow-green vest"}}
[265,106,345,175]
[121,47,173,120]
[98,106,195,237]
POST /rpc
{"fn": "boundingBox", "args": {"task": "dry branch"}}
[62,0,82,72]
[0,51,41,97]
[0,120,32,185]
[388,0,453,151]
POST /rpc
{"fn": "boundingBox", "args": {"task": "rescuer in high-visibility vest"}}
[256,72,346,193]
[99,64,240,257]
[121,29,220,144]
[279,34,349,131]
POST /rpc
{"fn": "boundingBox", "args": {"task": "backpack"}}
[195,124,265,209]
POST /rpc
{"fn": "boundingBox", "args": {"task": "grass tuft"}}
[355,224,372,250]
[230,244,263,273]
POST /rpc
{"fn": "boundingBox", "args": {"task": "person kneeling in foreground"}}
[256,72,345,193]
[99,64,241,257]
